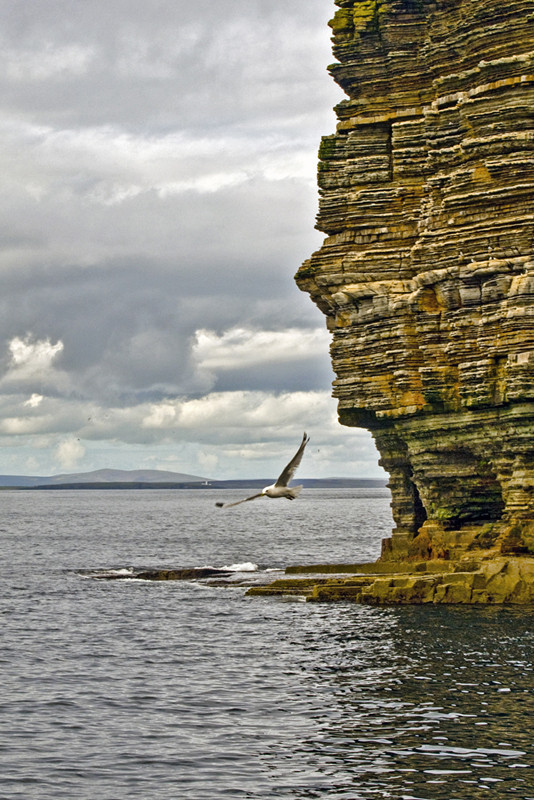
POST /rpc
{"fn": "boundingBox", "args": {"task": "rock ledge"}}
[247,556,534,604]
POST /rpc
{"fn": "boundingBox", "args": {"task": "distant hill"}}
[0,468,208,487]
[0,470,388,490]
[45,468,209,484]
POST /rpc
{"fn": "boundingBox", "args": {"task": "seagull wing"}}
[274,432,310,488]
[215,493,264,509]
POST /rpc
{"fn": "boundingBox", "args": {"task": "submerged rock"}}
[86,567,233,581]
[134,568,233,581]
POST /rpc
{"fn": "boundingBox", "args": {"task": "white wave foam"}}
[78,567,136,580]
[105,568,135,576]
[277,595,306,603]
[221,562,258,572]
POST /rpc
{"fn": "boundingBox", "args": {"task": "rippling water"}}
[1,489,533,799]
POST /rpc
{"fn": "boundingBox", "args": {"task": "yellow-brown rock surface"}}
[246,557,534,604]
[297,0,534,560]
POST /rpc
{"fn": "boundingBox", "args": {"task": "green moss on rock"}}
[352,0,388,35]
[328,8,355,35]
[329,1,389,38]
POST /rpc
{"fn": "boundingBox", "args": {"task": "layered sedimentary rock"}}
[247,557,534,604]
[297,0,534,561]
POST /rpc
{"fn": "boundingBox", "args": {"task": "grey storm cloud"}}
[0,0,383,478]
[0,0,338,130]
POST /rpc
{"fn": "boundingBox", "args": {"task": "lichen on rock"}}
[296,0,534,567]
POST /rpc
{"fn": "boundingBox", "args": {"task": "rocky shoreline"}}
[81,553,534,605]
[246,555,534,604]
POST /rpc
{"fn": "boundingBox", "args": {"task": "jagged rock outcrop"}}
[297,0,534,560]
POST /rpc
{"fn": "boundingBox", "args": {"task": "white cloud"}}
[24,393,44,408]
[142,390,335,437]
[154,171,249,198]
[0,415,50,435]
[9,335,63,371]
[1,333,63,390]
[193,327,330,377]
[55,437,86,471]
[0,389,383,478]
[142,402,177,429]
[0,1,381,481]
[0,336,72,398]
[1,121,320,211]
[87,182,144,206]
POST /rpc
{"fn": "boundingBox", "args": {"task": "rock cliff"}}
[296,0,534,563]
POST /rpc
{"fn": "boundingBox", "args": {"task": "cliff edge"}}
[296,0,534,567]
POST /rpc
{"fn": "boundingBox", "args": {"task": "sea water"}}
[1,488,532,799]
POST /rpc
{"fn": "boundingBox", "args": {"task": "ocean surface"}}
[1,487,533,799]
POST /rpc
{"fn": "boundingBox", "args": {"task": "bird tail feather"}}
[288,485,303,500]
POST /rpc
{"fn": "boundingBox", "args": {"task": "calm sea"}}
[1,488,533,799]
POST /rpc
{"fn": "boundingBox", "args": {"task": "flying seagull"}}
[215,432,310,509]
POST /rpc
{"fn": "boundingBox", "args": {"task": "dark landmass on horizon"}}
[0,468,387,491]
[0,468,208,487]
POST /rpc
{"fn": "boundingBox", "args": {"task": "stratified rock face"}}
[297,0,534,558]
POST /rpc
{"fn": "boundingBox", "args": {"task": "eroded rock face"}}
[297,0,534,558]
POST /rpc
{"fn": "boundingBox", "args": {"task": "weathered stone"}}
[90,567,233,581]
[134,568,234,581]
[286,558,455,575]
[296,0,534,562]
[248,558,534,604]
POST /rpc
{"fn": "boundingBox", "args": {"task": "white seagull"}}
[215,432,310,509]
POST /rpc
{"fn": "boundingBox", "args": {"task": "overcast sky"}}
[0,0,384,479]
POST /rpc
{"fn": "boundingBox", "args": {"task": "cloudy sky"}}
[0,0,383,479]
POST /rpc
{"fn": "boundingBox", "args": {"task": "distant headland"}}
[0,468,387,491]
